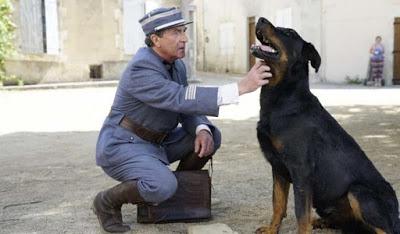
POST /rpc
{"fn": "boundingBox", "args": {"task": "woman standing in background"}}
[369,36,385,86]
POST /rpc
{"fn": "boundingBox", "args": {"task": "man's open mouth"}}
[250,39,279,60]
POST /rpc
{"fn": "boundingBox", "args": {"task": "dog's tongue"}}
[259,44,276,53]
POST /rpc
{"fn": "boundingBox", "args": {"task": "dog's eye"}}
[282,31,291,37]
[288,29,296,34]
[277,27,296,37]
[278,29,292,36]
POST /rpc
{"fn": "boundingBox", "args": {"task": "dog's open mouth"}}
[250,39,279,60]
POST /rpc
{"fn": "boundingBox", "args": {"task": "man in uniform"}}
[93,7,271,233]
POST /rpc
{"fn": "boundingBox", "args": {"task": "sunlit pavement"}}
[1,74,400,136]
[0,75,400,234]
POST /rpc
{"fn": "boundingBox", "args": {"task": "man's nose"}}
[181,32,188,42]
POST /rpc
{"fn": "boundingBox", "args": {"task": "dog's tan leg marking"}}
[374,228,386,234]
[311,196,354,230]
[348,193,387,234]
[297,193,313,234]
[256,173,290,234]
[348,193,364,221]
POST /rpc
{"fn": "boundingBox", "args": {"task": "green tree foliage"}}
[0,0,15,80]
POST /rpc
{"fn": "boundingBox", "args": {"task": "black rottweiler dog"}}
[251,17,400,234]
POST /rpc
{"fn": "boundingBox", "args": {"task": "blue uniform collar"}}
[148,47,175,74]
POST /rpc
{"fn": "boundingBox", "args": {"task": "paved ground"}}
[0,73,400,233]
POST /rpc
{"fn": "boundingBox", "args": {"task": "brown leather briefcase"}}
[137,170,211,223]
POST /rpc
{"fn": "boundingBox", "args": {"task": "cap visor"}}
[157,21,193,31]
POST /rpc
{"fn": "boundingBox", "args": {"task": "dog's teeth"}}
[251,44,260,49]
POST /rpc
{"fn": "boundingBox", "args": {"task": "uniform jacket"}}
[96,47,220,167]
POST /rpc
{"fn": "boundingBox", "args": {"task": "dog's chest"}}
[257,124,285,156]
[268,135,285,154]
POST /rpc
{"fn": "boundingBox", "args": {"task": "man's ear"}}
[150,34,161,47]
[302,42,321,72]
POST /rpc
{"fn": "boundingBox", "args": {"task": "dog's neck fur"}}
[260,63,315,117]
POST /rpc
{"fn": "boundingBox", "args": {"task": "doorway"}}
[248,16,256,69]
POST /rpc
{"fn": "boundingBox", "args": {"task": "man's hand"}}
[238,61,272,95]
[194,130,214,158]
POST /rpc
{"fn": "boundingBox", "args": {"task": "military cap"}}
[139,7,192,35]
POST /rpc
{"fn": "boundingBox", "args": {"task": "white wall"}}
[199,0,248,73]
[197,0,400,84]
[198,0,322,75]
[321,0,400,84]
[259,0,322,81]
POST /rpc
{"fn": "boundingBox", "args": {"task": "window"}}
[123,0,145,54]
[19,0,59,54]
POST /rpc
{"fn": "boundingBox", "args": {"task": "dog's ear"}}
[302,42,321,73]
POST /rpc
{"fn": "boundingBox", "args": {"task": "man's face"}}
[152,26,188,62]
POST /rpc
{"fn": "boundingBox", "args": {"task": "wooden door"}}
[248,16,256,69]
[394,17,400,85]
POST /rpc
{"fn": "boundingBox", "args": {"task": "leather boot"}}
[176,152,212,171]
[92,180,145,233]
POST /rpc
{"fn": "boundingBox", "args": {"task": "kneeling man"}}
[93,7,272,233]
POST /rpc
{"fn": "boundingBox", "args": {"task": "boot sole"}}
[91,201,131,233]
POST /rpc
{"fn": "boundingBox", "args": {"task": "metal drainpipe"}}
[181,0,200,82]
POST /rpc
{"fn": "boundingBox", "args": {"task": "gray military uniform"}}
[96,47,221,203]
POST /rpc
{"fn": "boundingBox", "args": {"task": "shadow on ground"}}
[0,106,399,233]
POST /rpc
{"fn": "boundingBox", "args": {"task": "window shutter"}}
[20,0,44,53]
[123,0,145,54]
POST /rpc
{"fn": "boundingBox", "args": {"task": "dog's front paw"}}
[312,218,329,229]
[255,226,278,234]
